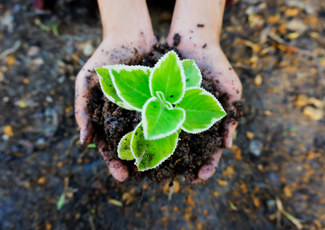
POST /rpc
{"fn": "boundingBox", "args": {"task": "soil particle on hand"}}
[203,43,207,48]
[197,24,205,27]
[172,33,181,47]
[91,43,224,183]
[231,101,243,122]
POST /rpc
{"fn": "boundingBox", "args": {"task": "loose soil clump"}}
[91,44,228,183]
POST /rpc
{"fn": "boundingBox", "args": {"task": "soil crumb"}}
[197,24,205,27]
[91,43,225,183]
[173,33,181,47]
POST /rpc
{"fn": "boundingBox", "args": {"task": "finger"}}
[97,138,129,182]
[218,68,242,149]
[224,121,238,148]
[75,70,97,146]
[198,148,223,180]
[106,159,129,182]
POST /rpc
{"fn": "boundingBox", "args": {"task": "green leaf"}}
[57,194,65,211]
[177,87,226,134]
[142,97,185,140]
[182,59,202,88]
[149,51,186,104]
[117,131,135,160]
[130,122,179,171]
[95,67,132,110]
[87,143,96,148]
[110,65,152,111]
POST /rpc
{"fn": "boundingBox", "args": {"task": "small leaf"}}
[177,87,226,134]
[95,67,132,110]
[142,97,185,140]
[110,65,152,111]
[156,91,173,109]
[117,132,135,160]
[87,143,96,148]
[131,122,179,171]
[182,59,202,88]
[149,51,186,104]
[57,194,65,210]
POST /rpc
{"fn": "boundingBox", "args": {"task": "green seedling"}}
[95,51,226,171]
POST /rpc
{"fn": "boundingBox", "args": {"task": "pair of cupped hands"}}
[75,0,242,183]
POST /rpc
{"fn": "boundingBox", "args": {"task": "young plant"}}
[95,51,226,171]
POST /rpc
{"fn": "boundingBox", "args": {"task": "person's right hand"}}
[75,0,157,182]
[166,0,242,183]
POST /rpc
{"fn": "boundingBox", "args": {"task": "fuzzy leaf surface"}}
[143,97,185,140]
[177,87,227,133]
[182,59,202,88]
[96,67,122,103]
[131,122,178,171]
[111,65,152,111]
[149,51,185,104]
[96,67,132,110]
[117,131,134,160]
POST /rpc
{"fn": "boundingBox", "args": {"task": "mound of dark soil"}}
[91,44,226,183]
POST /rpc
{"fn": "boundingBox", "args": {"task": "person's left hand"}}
[167,36,243,182]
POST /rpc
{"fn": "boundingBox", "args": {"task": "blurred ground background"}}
[1,0,325,229]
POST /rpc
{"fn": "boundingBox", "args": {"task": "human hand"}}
[75,0,156,182]
[167,0,242,182]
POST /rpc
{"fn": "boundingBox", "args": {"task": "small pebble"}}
[83,41,94,56]
[27,46,40,57]
[31,58,44,67]
[249,140,263,156]
[3,97,9,102]
[57,75,66,84]
[2,134,10,141]
[36,138,46,147]
[45,96,53,103]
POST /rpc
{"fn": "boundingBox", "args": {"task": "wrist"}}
[167,0,225,46]
[98,0,154,40]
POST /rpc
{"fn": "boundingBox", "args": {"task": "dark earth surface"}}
[1,0,325,229]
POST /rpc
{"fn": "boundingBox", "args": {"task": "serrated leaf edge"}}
[149,50,186,105]
[182,59,203,87]
[135,131,179,172]
[117,131,134,160]
[109,65,152,112]
[180,87,227,134]
[142,97,186,140]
